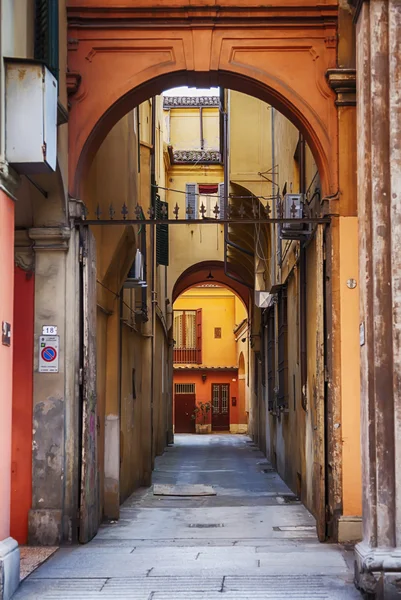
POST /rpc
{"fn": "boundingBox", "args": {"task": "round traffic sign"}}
[41,346,57,362]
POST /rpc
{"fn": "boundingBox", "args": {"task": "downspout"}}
[271,107,276,284]
[299,133,307,411]
[150,97,157,460]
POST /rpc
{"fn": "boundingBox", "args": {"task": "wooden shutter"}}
[218,182,225,219]
[155,195,169,266]
[34,0,59,81]
[185,183,198,220]
[196,308,202,364]
[277,287,289,410]
[267,307,276,412]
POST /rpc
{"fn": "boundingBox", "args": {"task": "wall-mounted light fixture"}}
[201,373,207,382]
[206,271,214,280]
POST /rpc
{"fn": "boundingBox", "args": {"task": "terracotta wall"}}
[173,370,240,427]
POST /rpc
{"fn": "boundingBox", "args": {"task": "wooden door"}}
[211,383,230,431]
[79,227,100,543]
[175,394,196,433]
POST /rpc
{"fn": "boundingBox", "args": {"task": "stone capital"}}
[0,159,20,201]
[29,227,71,252]
[14,229,34,271]
[326,68,356,106]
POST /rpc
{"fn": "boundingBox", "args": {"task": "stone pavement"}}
[13,434,362,599]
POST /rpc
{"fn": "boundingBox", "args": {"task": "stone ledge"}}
[326,68,356,106]
[29,227,71,251]
[0,537,20,600]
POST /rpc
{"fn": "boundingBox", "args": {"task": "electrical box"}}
[5,59,57,173]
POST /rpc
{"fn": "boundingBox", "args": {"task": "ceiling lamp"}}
[206,271,214,280]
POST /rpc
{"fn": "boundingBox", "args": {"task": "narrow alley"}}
[14,435,361,599]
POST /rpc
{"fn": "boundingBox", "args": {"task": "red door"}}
[175,394,196,433]
[211,384,230,431]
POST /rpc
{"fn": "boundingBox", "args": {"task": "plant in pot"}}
[192,401,211,434]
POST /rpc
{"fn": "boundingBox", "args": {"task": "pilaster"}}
[354,1,401,597]
[28,226,72,546]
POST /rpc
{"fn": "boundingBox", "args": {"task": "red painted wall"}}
[174,369,240,426]
[11,266,34,544]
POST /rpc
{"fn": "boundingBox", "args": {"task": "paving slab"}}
[13,434,361,599]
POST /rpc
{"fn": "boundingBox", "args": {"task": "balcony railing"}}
[174,347,198,364]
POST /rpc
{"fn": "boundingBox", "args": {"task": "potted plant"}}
[192,401,211,434]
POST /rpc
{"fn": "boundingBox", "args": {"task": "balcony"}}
[173,347,199,364]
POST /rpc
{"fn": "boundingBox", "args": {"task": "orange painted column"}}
[11,266,34,544]
[0,189,15,542]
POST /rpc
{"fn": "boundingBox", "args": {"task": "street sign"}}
[39,335,59,373]
[42,325,58,335]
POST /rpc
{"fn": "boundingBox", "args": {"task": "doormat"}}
[153,484,217,496]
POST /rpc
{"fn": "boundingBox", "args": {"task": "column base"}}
[338,516,362,543]
[355,542,401,599]
[28,509,62,546]
[0,537,20,600]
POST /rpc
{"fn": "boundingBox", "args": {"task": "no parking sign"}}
[39,335,59,373]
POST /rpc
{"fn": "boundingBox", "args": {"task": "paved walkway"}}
[14,434,362,599]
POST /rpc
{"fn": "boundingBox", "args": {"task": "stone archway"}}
[67,1,338,198]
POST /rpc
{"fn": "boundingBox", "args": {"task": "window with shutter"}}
[277,287,289,410]
[173,310,201,364]
[155,195,169,266]
[218,182,225,219]
[267,307,276,412]
[34,0,59,82]
[185,183,198,219]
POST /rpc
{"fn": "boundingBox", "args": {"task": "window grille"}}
[174,383,195,394]
[212,385,219,413]
[221,384,229,413]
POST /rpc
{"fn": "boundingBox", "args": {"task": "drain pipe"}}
[150,96,157,464]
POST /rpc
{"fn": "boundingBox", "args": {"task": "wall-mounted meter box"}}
[5,59,57,174]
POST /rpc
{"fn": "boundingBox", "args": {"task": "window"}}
[175,383,196,394]
[185,183,225,219]
[173,309,202,364]
[34,0,59,81]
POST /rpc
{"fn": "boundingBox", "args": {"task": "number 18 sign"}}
[39,335,59,373]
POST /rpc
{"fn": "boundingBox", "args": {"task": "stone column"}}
[354,1,401,597]
[27,227,71,546]
[0,161,20,600]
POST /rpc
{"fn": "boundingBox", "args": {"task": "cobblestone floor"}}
[13,435,362,599]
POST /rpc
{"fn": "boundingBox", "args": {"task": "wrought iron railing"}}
[173,348,198,364]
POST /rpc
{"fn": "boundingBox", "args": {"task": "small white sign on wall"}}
[39,335,59,373]
[42,325,58,335]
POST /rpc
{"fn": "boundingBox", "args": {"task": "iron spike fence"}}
[78,195,331,226]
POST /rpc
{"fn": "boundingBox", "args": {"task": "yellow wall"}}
[174,287,246,368]
[168,107,220,151]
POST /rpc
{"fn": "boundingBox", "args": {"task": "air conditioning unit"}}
[123,250,147,288]
[5,59,57,173]
[255,291,275,308]
[281,193,309,240]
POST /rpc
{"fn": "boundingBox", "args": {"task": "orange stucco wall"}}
[173,370,242,426]
[0,190,15,540]
[11,266,35,544]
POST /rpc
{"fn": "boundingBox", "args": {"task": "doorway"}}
[212,383,230,431]
[174,384,196,433]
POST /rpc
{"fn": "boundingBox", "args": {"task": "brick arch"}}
[67,2,338,198]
